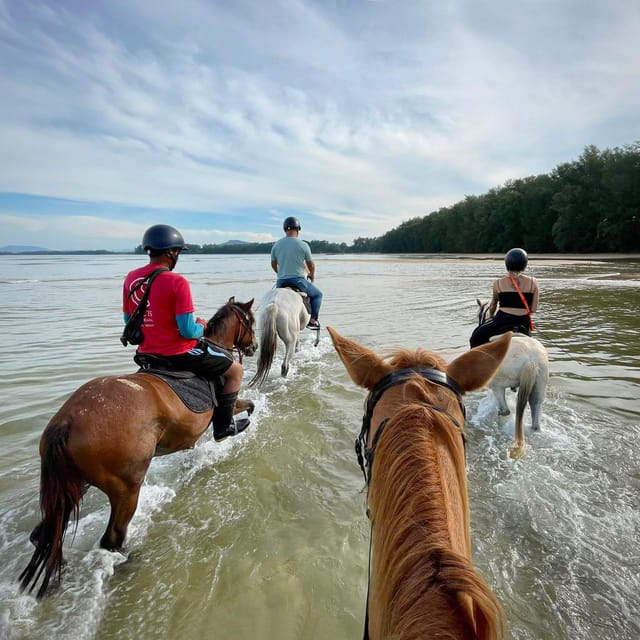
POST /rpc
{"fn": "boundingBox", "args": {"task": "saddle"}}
[278,283,312,316]
[134,353,220,413]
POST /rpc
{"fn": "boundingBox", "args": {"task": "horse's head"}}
[206,297,257,359]
[476,298,491,326]
[327,326,512,404]
[327,326,509,640]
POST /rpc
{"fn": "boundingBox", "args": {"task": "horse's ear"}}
[446,332,512,394]
[239,298,254,310]
[476,298,482,307]
[327,327,392,391]
[228,296,236,305]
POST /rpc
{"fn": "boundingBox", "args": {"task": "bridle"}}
[204,304,255,364]
[227,304,256,363]
[355,367,466,487]
[356,367,466,640]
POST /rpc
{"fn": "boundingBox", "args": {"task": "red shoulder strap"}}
[507,274,535,331]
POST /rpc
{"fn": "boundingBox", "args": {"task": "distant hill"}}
[222,240,249,245]
[0,245,48,253]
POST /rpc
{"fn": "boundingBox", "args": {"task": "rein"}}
[229,304,254,363]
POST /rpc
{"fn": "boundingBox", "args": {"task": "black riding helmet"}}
[505,247,528,272]
[142,224,187,255]
[283,216,301,231]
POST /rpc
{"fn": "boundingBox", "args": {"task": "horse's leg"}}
[100,482,143,551]
[509,410,527,460]
[492,387,511,416]
[528,384,546,432]
[234,399,255,416]
[281,338,295,377]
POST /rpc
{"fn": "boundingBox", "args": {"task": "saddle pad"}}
[278,284,312,315]
[138,369,216,413]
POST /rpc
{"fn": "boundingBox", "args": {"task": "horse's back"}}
[260,287,308,332]
[490,335,548,385]
[50,373,208,467]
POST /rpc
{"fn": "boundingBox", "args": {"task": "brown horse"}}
[327,327,511,640]
[19,297,257,599]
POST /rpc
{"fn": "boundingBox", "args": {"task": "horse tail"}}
[508,360,538,458]
[248,302,278,388]
[515,362,537,419]
[19,422,84,599]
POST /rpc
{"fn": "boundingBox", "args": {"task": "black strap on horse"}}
[355,367,465,486]
[355,366,466,640]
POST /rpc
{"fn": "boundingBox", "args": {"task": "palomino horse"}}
[328,326,509,640]
[248,287,319,388]
[19,297,257,599]
[476,300,549,458]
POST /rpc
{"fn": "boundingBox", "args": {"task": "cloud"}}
[1,0,639,250]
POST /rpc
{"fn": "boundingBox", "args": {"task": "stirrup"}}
[306,321,320,330]
[214,418,251,442]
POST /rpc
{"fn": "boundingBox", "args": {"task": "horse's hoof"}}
[508,445,526,459]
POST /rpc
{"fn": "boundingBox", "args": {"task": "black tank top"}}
[498,291,534,309]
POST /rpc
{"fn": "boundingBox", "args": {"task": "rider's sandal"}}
[307,320,320,330]
[214,417,251,442]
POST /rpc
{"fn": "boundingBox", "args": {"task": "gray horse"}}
[249,288,319,387]
[476,300,549,458]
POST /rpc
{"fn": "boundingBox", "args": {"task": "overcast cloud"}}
[0,0,638,250]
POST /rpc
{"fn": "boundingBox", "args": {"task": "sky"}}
[1,0,638,251]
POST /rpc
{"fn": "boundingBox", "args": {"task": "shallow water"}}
[1,253,639,639]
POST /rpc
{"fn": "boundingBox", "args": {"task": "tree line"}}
[135,142,639,255]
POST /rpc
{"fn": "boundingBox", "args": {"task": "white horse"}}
[476,300,549,459]
[248,287,319,387]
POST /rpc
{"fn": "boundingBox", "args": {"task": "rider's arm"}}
[305,259,315,281]
[123,313,131,323]
[176,312,205,339]
[489,281,499,316]
[271,259,278,274]
[530,278,539,313]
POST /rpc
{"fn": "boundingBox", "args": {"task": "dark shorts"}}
[469,311,530,348]
[136,342,234,379]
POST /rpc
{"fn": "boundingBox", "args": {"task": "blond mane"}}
[366,366,505,640]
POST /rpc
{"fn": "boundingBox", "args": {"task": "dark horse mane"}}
[206,300,253,335]
[368,348,505,640]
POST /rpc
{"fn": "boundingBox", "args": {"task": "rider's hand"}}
[196,317,207,329]
[307,275,314,282]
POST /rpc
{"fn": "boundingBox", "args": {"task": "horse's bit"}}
[355,367,466,487]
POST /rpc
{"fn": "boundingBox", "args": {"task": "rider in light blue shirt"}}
[270,216,323,328]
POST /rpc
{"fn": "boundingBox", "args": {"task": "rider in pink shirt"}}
[123,224,249,441]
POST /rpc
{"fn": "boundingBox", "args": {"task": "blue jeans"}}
[276,277,323,320]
